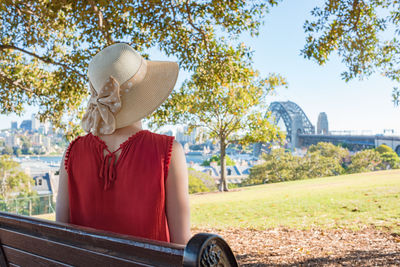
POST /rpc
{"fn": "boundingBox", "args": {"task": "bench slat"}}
[2,245,71,267]
[0,212,183,266]
[0,228,147,267]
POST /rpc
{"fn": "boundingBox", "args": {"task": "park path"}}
[193,227,400,266]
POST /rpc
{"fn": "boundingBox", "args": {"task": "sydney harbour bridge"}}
[260,101,400,155]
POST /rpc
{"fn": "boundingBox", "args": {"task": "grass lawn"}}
[190,170,400,233]
[36,170,400,233]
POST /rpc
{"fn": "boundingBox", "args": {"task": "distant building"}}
[38,121,51,135]
[317,112,329,135]
[31,114,40,131]
[176,126,197,144]
[190,163,251,184]
[32,172,53,195]
[20,120,32,131]
[5,135,20,148]
[32,172,59,202]
[11,121,18,130]
[31,133,42,146]
[42,136,51,150]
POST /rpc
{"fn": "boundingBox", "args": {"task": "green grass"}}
[190,170,400,233]
[36,170,400,233]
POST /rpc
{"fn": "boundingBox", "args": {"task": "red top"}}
[64,130,174,242]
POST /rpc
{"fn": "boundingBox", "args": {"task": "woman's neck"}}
[114,121,143,135]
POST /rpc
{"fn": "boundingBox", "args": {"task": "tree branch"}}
[0,44,86,78]
[352,0,362,31]
[0,70,51,101]
[88,0,113,45]
[184,0,209,45]
[0,70,33,93]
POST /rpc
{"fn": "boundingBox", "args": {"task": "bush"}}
[201,154,235,166]
[375,144,394,154]
[242,148,302,186]
[188,175,209,194]
[243,143,349,186]
[379,152,400,169]
[308,142,349,162]
[188,169,217,193]
[347,149,382,173]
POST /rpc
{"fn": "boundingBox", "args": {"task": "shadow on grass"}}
[237,250,400,266]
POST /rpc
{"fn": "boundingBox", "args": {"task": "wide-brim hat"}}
[81,43,179,135]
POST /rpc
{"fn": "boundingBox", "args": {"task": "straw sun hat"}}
[81,43,179,135]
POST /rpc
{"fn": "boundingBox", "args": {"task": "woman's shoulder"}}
[145,130,175,142]
[65,133,99,153]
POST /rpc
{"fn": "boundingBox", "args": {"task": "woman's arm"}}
[55,152,70,223]
[166,140,191,245]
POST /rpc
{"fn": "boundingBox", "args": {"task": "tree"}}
[376,144,395,154]
[0,155,33,202]
[153,51,286,191]
[302,0,400,104]
[1,1,279,139]
[308,142,349,162]
[1,146,13,155]
[201,155,235,167]
[243,143,349,186]
[243,148,301,186]
[374,144,400,169]
[379,152,400,169]
[21,137,32,155]
[347,149,382,173]
[302,150,345,178]
[12,147,21,157]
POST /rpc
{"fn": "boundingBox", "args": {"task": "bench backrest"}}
[0,212,238,266]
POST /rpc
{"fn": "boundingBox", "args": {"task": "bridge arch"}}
[268,101,315,143]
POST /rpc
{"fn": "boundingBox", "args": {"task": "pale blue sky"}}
[1,1,399,133]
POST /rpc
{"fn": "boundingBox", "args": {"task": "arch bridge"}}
[268,101,315,148]
[259,101,400,155]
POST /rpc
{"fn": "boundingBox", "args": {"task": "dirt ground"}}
[193,227,400,266]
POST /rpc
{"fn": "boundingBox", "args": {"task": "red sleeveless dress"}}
[64,130,174,242]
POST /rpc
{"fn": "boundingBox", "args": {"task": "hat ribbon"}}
[81,76,122,135]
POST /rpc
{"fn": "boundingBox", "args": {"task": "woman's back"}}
[65,130,174,242]
[56,43,190,244]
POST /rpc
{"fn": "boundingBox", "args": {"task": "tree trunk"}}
[219,138,229,192]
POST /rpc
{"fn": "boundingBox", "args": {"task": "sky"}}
[1,1,399,134]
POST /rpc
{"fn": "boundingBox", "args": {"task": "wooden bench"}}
[0,212,238,266]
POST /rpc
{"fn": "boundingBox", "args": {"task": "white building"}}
[31,133,42,146]
[5,135,20,148]
[31,114,40,131]
[42,136,51,150]
[176,126,197,144]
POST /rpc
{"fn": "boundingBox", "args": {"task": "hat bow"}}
[82,76,122,135]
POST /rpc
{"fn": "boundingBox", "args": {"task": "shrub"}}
[308,142,349,162]
[375,144,394,154]
[243,143,349,186]
[188,175,209,194]
[201,155,235,166]
[347,149,382,173]
[379,152,400,169]
[188,169,217,193]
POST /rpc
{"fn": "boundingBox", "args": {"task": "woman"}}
[56,43,190,245]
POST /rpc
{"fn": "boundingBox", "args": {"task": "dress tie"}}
[99,148,121,190]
